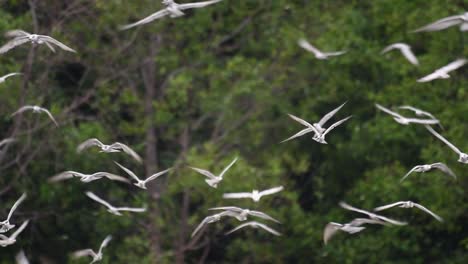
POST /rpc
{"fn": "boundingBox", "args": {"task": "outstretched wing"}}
[417,71,440,83]
[399,45,419,65]
[179,0,223,10]
[400,166,419,182]
[189,166,216,179]
[425,125,461,155]
[0,72,22,82]
[10,106,35,117]
[39,107,59,127]
[323,115,352,137]
[10,220,29,240]
[86,192,114,210]
[145,168,171,182]
[119,9,170,30]
[375,104,404,119]
[114,162,140,182]
[413,203,443,222]
[112,142,143,163]
[116,207,147,213]
[349,218,387,226]
[373,201,405,212]
[318,102,347,127]
[7,193,27,222]
[77,138,104,153]
[223,192,253,199]
[297,38,322,56]
[249,210,281,223]
[439,58,467,73]
[0,37,30,54]
[224,222,251,235]
[48,171,82,182]
[191,217,210,237]
[413,15,463,32]
[98,172,131,183]
[72,249,96,259]
[323,50,347,57]
[98,235,113,255]
[286,113,314,128]
[208,206,242,213]
[5,30,30,38]
[280,127,317,143]
[259,186,284,197]
[323,222,341,244]
[256,222,282,236]
[431,163,457,179]
[398,106,436,119]
[39,35,76,53]
[219,157,238,178]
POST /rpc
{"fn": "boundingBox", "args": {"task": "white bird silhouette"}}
[189,157,237,188]
[323,218,387,245]
[48,171,130,184]
[0,30,76,54]
[0,193,27,233]
[374,201,443,222]
[298,39,347,60]
[223,186,284,202]
[11,105,58,126]
[400,162,456,182]
[72,235,112,264]
[208,206,280,223]
[381,43,419,65]
[397,105,437,120]
[417,59,467,82]
[191,211,241,237]
[120,0,223,30]
[339,202,407,226]
[114,162,171,189]
[425,125,468,164]
[225,221,281,236]
[77,138,142,163]
[0,73,22,84]
[375,104,439,126]
[413,12,468,33]
[85,192,146,216]
[0,220,29,247]
[15,250,29,264]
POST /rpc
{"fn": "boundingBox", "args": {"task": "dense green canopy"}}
[0,0,467,263]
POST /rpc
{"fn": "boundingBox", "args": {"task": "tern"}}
[223,186,284,202]
[0,220,29,247]
[208,206,280,223]
[85,192,146,216]
[375,104,439,126]
[381,43,419,65]
[15,250,29,264]
[374,201,443,222]
[323,218,387,245]
[0,193,27,233]
[425,125,468,164]
[0,73,22,84]
[413,12,468,32]
[189,157,237,188]
[225,221,281,236]
[298,39,347,60]
[11,105,58,126]
[417,59,467,82]
[339,202,407,226]
[48,171,131,184]
[400,162,456,182]
[114,162,171,189]
[120,0,223,30]
[397,106,437,120]
[0,30,76,54]
[77,138,142,163]
[191,211,241,237]
[72,235,112,264]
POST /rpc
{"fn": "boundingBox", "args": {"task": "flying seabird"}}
[72,235,112,264]
[375,104,440,126]
[225,221,281,236]
[11,105,59,126]
[208,206,280,223]
[339,202,407,226]
[191,211,241,238]
[77,138,142,163]
[417,59,467,82]
[48,171,131,184]
[222,186,284,202]
[413,12,468,32]
[120,0,223,30]
[0,220,29,247]
[0,30,76,54]
[0,193,27,233]
[0,73,22,84]
[114,161,171,189]
[425,125,468,164]
[381,43,419,65]
[323,218,387,245]
[85,192,146,216]
[189,157,237,188]
[400,162,456,182]
[298,39,347,60]
[397,106,437,120]
[374,201,443,222]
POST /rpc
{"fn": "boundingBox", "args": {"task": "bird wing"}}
[111,143,143,163]
[318,102,347,127]
[208,206,242,213]
[413,203,443,222]
[381,43,400,54]
[439,58,467,73]
[15,250,29,264]
[44,41,56,53]
[7,193,27,221]
[259,186,284,197]
[114,162,140,182]
[178,0,223,10]
[323,115,352,137]
[249,210,281,223]
[219,157,238,178]
[224,222,252,235]
[431,163,457,179]
[417,71,440,82]
[189,166,216,179]
[10,220,29,240]
[400,166,419,182]
[400,45,419,65]
[297,39,322,56]
[98,235,112,255]
[116,207,147,213]
[323,50,347,57]
[145,168,171,183]
[0,37,30,54]
[72,249,96,259]
[222,192,253,199]
[323,223,341,244]
[191,217,210,237]
[48,171,82,182]
[373,201,405,212]
[255,222,282,236]
[98,172,131,183]
[413,15,463,32]
[287,113,315,128]
[339,201,373,216]
[119,9,170,30]
[348,218,388,226]
[1,72,22,81]
[39,35,76,53]
[375,104,404,119]
[77,138,104,153]
[398,106,436,119]
[425,125,461,155]
[373,213,407,226]
[5,30,30,38]
[86,192,115,210]
[10,106,35,117]
[39,108,59,126]
[280,127,317,143]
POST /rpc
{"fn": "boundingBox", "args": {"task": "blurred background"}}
[0,0,467,263]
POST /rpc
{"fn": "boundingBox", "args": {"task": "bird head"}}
[135,182,147,189]
[458,153,468,164]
